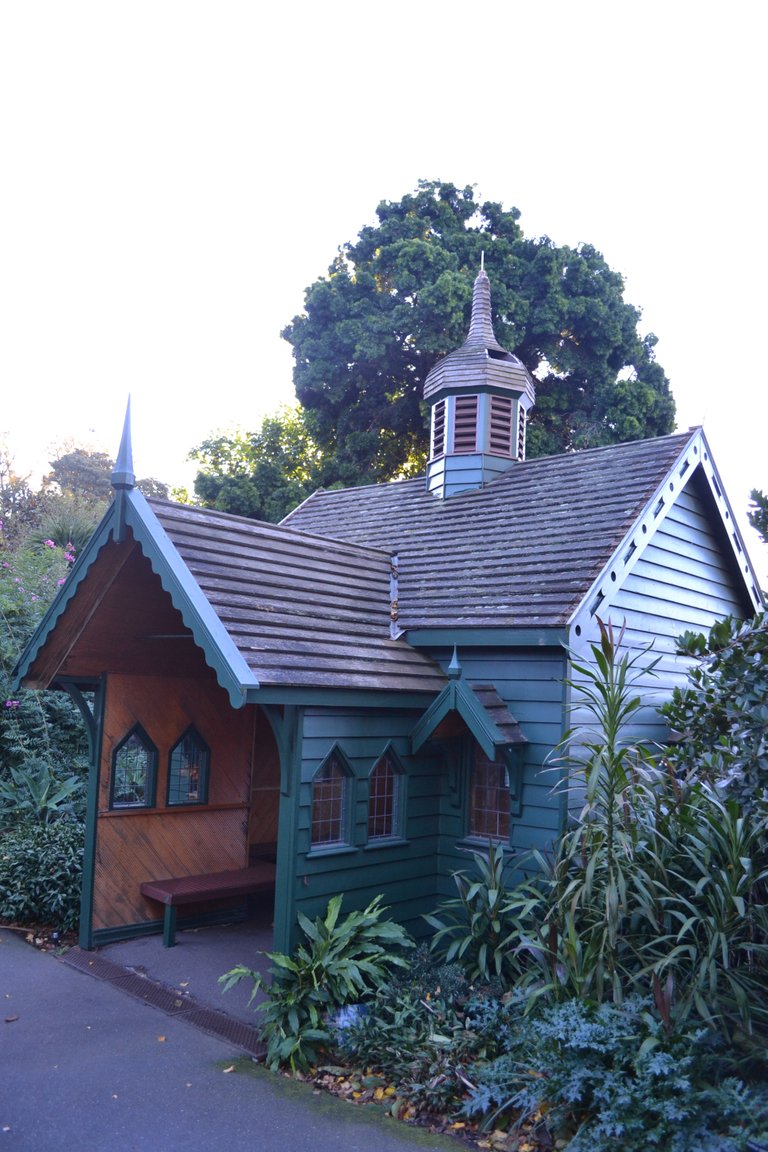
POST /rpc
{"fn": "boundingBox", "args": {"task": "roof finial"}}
[111,396,136,491]
[466,258,499,348]
[448,645,462,679]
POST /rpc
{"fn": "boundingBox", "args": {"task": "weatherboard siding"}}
[570,479,752,752]
[423,646,568,898]
[289,707,444,941]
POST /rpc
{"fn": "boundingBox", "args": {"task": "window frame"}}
[109,723,158,810]
[366,745,406,844]
[309,746,354,852]
[467,743,512,844]
[166,725,210,807]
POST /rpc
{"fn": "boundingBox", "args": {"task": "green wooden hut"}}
[14,267,763,952]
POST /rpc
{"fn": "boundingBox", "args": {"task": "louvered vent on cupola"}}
[489,395,514,456]
[453,395,479,452]
[431,398,446,457]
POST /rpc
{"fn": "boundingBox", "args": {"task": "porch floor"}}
[95,907,273,1027]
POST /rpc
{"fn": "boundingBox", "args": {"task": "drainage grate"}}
[184,1007,266,1058]
[110,972,194,1014]
[61,948,126,981]
[61,947,266,1059]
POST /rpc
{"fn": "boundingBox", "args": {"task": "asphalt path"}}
[0,928,456,1152]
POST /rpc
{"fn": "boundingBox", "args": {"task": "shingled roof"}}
[147,499,446,694]
[282,431,697,630]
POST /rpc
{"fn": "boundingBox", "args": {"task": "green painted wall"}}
[288,706,444,946]
[279,647,568,949]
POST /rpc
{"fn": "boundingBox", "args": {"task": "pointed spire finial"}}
[447,645,462,679]
[112,396,136,490]
[466,258,499,348]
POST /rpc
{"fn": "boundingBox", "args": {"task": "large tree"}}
[282,180,675,486]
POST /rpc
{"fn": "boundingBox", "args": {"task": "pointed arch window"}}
[110,724,157,809]
[311,748,352,847]
[469,745,511,842]
[167,726,210,806]
[367,748,405,842]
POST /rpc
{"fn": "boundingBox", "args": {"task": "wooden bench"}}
[140,862,276,947]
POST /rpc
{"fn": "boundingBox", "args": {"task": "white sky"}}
[1,1,766,580]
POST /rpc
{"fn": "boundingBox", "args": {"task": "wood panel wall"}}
[93,673,266,931]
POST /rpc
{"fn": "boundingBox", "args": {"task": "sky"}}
[1,1,766,578]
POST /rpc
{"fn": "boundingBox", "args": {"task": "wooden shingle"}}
[282,432,696,629]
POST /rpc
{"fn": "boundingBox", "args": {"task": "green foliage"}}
[528,621,768,1044]
[220,894,414,1072]
[0,536,89,777]
[0,820,84,930]
[0,758,84,826]
[662,613,768,817]
[462,998,764,1151]
[424,620,768,1050]
[44,447,168,508]
[45,449,116,505]
[423,839,544,984]
[282,180,675,487]
[191,406,326,522]
[0,448,49,549]
[539,620,664,1003]
[27,496,102,554]
[749,488,768,545]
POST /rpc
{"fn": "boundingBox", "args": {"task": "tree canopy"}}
[282,180,676,487]
[191,406,324,523]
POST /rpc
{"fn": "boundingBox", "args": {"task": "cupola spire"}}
[465,263,501,349]
[423,263,536,499]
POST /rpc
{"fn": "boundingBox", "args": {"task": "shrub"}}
[424,839,544,985]
[0,758,85,826]
[0,820,84,931]
[662,612,768,820]
[220,894,414,1072]
[335,945,479,1115]
[462,997,764,1151]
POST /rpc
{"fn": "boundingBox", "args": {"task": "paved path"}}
[0,928,456,1152]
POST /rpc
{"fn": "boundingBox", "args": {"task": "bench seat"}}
[140,863,276,947]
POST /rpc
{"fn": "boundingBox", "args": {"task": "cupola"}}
[424,261,535,498]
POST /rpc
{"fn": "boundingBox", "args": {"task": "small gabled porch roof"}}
[410,655,527,762]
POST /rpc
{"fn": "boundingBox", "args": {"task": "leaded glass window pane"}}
[368,753,400,840]
[469,747,510,841]
[167,727,209,806]
[111,727,156,809]
[311,753,347,845]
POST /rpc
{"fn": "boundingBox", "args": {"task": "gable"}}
[569,438,762,647]
[15,487,447,708]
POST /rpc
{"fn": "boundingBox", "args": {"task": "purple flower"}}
[44,539,56,549]
[4,700,20,709]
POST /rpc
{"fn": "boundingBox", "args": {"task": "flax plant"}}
[537,619,663,1004]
